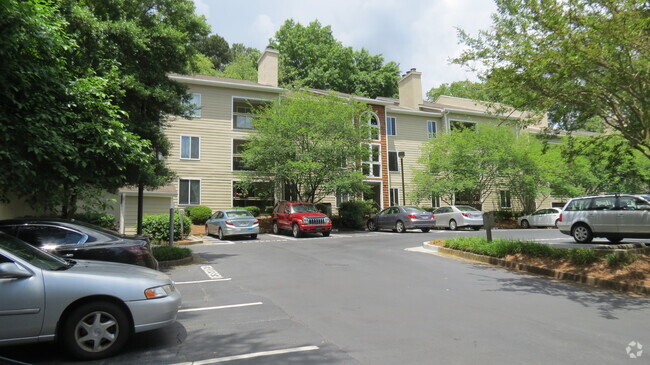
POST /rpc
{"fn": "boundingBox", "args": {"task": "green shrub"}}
[605,252,638,267]
[265,206,275,215]
[566,249,600,265]
[72,212,116,229]
[232,206,261,217]
[152,245,192,261]
[338,200,378,229]
[493,210,522,221]
[187,205,212,225]
[142,213,191,243]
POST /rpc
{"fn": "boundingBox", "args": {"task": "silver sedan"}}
[0,232,181,360]
[518,208,562,228]
[206,209,259,240]
[367,206,436,233]
[432,205,484,230]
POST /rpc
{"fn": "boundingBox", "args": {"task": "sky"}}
[193,0,497,95]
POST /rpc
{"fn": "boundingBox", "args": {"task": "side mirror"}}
[0,262,33,279]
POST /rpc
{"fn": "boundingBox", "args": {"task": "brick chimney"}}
[398,68,423,109]
[257,47,279,87]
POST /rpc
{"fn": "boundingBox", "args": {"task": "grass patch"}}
[152,245,193,261]
[444,237,599,265]
[605,252,639,268]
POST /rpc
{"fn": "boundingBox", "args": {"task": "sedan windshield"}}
[292,204,318,213]
[0,233,69,270]
[456,206,480,212]
[404,207,425,214]
[226,210,253,218]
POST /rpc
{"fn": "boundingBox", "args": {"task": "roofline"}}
[120,191,176,197]
[386,107,443,117]
[169,75,286,93]
[443,107,524,120]
[306,89,394,106]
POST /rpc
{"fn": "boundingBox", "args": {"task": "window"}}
[180,136,200,160]
[233,139,252,170]
[432,194,440,208]
[450,121,477,132]
[187,93,201,117]
[17,226,85,246]
[362,144,381,177]
[388,151,399,172]
[336,192,351,207]
[233,98,269,130]
[369,115,380,140]
[232,181,274,209]
[500,190,512,208]
[390,188,399,206]
[386,116,396,136]
[427,120,437,139]
[179,179,200,205]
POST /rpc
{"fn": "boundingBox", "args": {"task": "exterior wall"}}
[386,112,443,208]
[122,195,172,234]
[164,84,282,212]
[0,196,40,220]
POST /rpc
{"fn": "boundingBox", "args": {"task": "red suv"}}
[272,201,332,238]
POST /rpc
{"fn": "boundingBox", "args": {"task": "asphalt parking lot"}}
[1,229,648,364]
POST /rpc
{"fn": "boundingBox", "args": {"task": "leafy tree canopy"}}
[454,0,650,159]
[195,33,232,70]
[426,80,502,103]
[269,19,401,98]
[241,91,373,203]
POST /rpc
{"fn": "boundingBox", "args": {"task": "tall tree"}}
[0,0,151,216]
[426,80,501,103]
[269,19,400,98]
[195,33,231,70]
[59,0,209,227]
[241,91,372,203]
[454,0,650,158]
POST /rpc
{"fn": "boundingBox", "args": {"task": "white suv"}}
[557,194,650,243]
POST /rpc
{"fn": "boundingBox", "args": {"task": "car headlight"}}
[144,284,174,299]
[324,217,330,224]
[302,217,309,224]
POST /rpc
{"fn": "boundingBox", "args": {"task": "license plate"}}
[246,228,254,230]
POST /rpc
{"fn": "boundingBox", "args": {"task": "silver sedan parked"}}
[518,208,562,228]
[0,232,181,360]
[432,205,484,230]
[367,206,436,233]
[206,209,259,240]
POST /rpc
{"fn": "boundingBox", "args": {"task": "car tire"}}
[272,222,280,235]
[554,219,559,228]
[571,224,593,243]
[421,228,430,233]
[396,221,406,233]
[61,301,130,360]
[250,234,258,239]
[367,220,377,231]
[606,236,623,244]
[205,225,210,236]
[292,224,302,238]
[449,220,458,231]
[217,228,225,240]
[520,220,530,229]
[472,226,481,231]
[322,231,330,237]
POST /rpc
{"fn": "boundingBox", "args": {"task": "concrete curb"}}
[158,254,195,269]
[422,243,649,296]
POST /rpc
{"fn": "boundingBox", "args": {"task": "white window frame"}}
[232,138,250,171]
[180,135,200,160]
[178,178,201,205]
[188,93,201,117]
[363,143,382,178]
[427,120,437,139]
[390,188,399,207]
[500,190,512,209]
[231,96,270,131]
[388,151,399,172]
[386,116,397,136]
[432,194,441,208]
[366,112,381,141]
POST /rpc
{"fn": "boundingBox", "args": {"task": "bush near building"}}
[185,205,212,225]
[337,200,377,230]
[142,213,191,243]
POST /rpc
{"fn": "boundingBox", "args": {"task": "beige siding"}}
[386,113,442,207]
[0,196,40,220]
[123,196,172,234]
[165,85,281,212]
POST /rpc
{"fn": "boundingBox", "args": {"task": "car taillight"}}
[558,214,563,222]
[225,220,234,226]
[407,214,417,219]
[125,245,148,258]
[461,212,470,217]
[253,220,259,225]
[430,215,435,220]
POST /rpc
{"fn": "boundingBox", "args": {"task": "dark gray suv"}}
[557,194,650,243]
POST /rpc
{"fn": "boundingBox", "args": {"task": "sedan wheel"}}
[520,220,530,229]
[367,220,377,231]
[61,301,129,360]
[218,228,225,240]
[449,220,458,231]
[421,228,430,233]
[396,221,406,233]
[571,224,593,243]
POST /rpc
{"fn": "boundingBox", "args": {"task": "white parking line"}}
[174,278,232,285]
[170,345,320,365]
[267,234,296,240]
[178,302,263,313]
